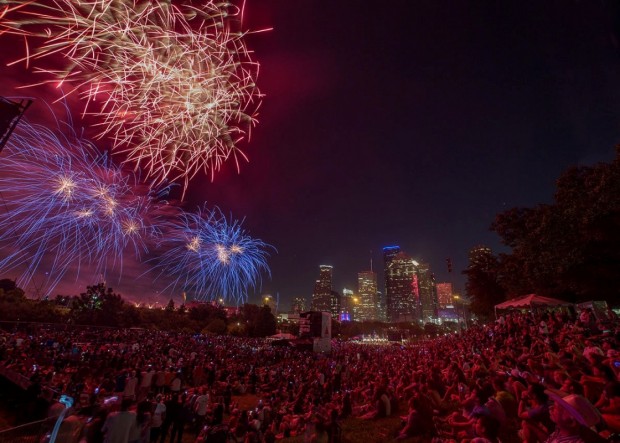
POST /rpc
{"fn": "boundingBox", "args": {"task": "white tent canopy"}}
[495,293,573,316]
[268,333,296,340]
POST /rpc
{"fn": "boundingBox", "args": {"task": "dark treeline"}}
[0,280,461,340]
[465,146,620,319]
[0,280,277,337]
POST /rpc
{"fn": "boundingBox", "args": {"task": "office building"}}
[311,265,333,312]
[357,270,378,321]
[384,246,418,322]
[417,262,438,322]
[436,283,453,308]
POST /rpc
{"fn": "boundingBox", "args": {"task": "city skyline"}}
[301,245,444,320]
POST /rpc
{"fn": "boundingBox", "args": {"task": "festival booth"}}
[494,293,574,318]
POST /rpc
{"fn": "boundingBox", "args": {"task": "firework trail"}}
[0,117,164,296]
[153,205,273,304]
[0,0,263,194]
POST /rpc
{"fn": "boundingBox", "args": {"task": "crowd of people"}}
[0,306,619,443]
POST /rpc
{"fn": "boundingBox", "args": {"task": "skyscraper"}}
[436,282,453,308]
[357,270,378,321]
[340,288,354,321]
[384,246,418,322]
[417,262,438,322]
[377,290,387,322]
[330,290,341,318]
[311,265,333,312]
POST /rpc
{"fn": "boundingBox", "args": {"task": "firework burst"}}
[153,205,273,304]
[0,118,164,296]
[1,0,263,194]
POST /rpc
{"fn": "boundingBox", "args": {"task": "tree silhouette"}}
[492,146,620,302]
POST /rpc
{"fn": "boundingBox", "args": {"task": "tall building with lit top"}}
[384,246,418,322]
[340,288,354,321]
[311,265,333,312]
[436,283,453,308]
[357,270,378,321]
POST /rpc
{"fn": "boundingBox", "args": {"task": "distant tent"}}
[494,294,573,317]
[269,333,296,340]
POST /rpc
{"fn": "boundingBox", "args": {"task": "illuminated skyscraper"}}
[417,262,438,322]
[311,265,333,312]
[340,288,354,321]
[357,270,378,321]
[384,246,418,322]
[436,283,453,308]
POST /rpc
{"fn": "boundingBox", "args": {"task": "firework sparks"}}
[153,205,273,304]
[0,118,164,296]
[1,0,263,194]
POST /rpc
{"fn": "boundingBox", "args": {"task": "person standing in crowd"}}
[155,367,166,394]
[139,366,155,402]
[132,397,152,443]
[159,394,179,443]
[150,394,166,443]
[102,398,138,443]
[170,372,182,395]
[169,393,191,443]
[124,371,138,401]
[193,387,209,434]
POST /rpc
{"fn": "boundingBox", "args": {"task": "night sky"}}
[2,1,620,308]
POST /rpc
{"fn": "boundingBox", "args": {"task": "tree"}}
[492,147,620,302]
[189,303,227,323]
[0,280,26,304]
[70,283,125,326]
[204,318,227,335]
[0,279,17,292]
[463,247,505,320]
[240,303,276,337]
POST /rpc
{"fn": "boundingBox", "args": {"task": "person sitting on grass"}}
[518,383,554,443]
[544,390,605,443]
[396,395,433,440]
